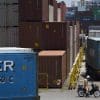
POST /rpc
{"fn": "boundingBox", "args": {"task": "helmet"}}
[86,75,90,79]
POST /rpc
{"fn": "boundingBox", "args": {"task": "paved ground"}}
[39,89,100,100]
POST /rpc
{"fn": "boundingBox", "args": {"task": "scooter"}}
[77,83,100,97]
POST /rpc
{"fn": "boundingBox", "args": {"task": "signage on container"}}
[0,60,14,84]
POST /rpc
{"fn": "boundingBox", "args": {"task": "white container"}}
[49,5,54,22]
[69,26,74,69]
[74,25,77,58]
[57,8,61,22]
[89,26,100,37]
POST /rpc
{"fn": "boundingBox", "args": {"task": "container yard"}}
[0,0,100,100]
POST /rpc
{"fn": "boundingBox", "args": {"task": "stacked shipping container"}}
[0,0,80,88]
[0,0,19,47]
[19,20,80,77]
[19,22,70,50]
[19,0,49,21]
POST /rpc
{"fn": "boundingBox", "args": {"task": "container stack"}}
[19,0,80,88]
[0,0,80,88]
[19,0,49,22]
[0,0,19,47]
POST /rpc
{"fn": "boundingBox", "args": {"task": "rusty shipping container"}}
[19,0,49,21]
[38,50,67,88]
[19,22,70,50]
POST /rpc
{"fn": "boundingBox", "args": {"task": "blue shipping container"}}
[0,47,40,100]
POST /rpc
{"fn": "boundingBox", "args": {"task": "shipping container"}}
[54,0,57,21]
[0,5,6,26]
[0,27,19,47]
[49,0,54,5]
[19,22,70,50]
[89,26,100,37]
[19,22,42,50]
[69,26,74,69]
[93,8,100,20]
[73,21,80,59]
[38,50,67,88]
[19,0,49,21]
[57,7,61,22]
[7,5,19,26]
[76,11,93,21]
[58,2,67,21]
[0,47,40,100]
[6,0,18,4]
[49,5,54,22]
[7,27,19,46]
[0,28,7,47]
[86,37,100,79]
[0,2,18,26]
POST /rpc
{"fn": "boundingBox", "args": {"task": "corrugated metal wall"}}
[0,0,19,47]
[38,51,67,88]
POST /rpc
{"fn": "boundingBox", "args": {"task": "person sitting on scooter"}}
[84,79,89,94]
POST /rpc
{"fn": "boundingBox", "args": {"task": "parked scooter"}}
[77,76,100,97]
[77,82,100,97]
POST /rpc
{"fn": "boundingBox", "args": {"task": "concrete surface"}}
[39,89,99,100]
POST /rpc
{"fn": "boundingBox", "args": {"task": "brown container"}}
[19,22,70,50]
[54,0,58,21]
[38,50,67,88]
[49,0,54,5]
[19,22,43,50]
[19,0,49,21]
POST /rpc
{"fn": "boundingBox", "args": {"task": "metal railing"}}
[67,47,84,90]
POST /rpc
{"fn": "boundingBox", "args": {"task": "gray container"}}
[0,0,18,4]
[7,0,18,4]
[0,0,6,3]
[7,27,19,46]
[0,28,7,46]
[0,27,19,47]
[7,5,19,26]
[0,4,18,26]
[0,5,6,26]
